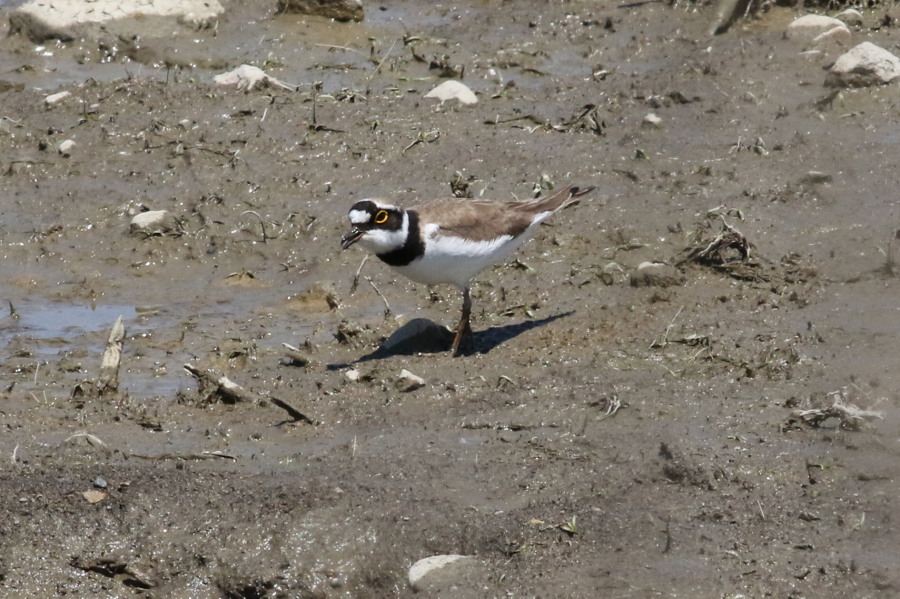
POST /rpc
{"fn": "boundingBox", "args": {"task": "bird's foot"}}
[450,321,474,357]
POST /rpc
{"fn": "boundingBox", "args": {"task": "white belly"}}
[393,231,530,289]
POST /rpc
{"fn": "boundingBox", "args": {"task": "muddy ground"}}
[0,0,898,597]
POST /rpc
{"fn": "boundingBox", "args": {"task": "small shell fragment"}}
[424,80,478,105]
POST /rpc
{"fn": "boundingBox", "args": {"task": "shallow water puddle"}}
[11,302,138,341]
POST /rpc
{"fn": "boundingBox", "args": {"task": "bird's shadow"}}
[330,310,575,366]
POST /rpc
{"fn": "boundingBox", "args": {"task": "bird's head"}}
[341,200,407,253]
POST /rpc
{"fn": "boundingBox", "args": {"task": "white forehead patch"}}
[348,209,371,225]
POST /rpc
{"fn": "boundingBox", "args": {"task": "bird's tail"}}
[519,184,596,214]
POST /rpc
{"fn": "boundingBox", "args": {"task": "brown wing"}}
[412,199,533,241]
[411,185,594,242]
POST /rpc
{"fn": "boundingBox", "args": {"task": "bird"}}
[340,184,595,356]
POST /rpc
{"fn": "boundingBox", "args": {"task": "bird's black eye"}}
[374,210,390,224]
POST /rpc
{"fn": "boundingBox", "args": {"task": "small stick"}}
[350,254,369,294]
[241,210,274,242]
[65,432,108,447]
[651,306,683,350]
[366,276,392,318]
[271,397,318,425]
[370,39,398,77]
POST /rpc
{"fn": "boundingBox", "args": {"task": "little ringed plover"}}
[341,184,595,356]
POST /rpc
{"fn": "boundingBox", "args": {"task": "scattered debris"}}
[555,103,604,135]
[96,316,124,397]
[591,394,622,421]
[678,209,759,280]
[787,398,884,431]
[213,64,298,92]
[281,343,312,367]
[70,556,155,589]
[183,363,254,403]
[334,320,366,346]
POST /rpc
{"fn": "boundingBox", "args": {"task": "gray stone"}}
[396,369,426,392]
[408,555,476,592]
[630,262,684,288]
[57,139,76,157]
[827,42,900,87]
[834,8,864,27]
[786,15,848,46]
[424,80,478,105]
[130,210,178,235]
[382,318,454,354]
[9,0,224,43]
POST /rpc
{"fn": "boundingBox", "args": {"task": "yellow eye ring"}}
[374,210,389,224]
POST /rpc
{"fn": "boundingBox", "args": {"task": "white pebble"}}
[57,139,76,156]
[45,91,71,106]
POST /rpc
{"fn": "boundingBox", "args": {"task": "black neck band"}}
[377,210,424,266]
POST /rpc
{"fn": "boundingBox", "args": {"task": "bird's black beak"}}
[341,227,363,250]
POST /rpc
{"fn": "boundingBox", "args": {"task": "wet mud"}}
[0,0,899,597]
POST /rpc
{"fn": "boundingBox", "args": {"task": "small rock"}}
[396,369,426,392]
[92,477,108,489]
[45,90,71,106]
[786,15,849,46]
[811,25,850,48]
[276,0,364,21]
[834,8,863,27]
[642,112,662,128]
[826,42,900,87]
[408,555,473,592]
[630,262,684,288]
[344,368,361,383]
[424,80,478,105]
[82,489,106,504]
[130,210,178,235]
[382,318,454,354]
[57,139,76,157]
